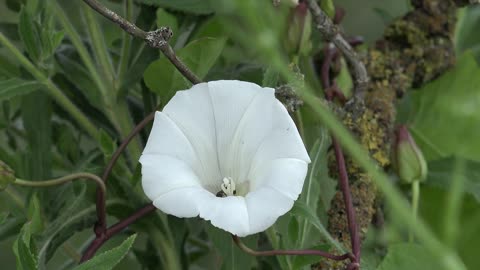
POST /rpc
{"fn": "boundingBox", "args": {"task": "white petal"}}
[153,187,213,218]
[207,80,263,179]
[245,187,294,234]
[249,158,308,200]
[198,195,250,236]
[141,111,203,179]
[162,82,222,187]
[140,154,201,201]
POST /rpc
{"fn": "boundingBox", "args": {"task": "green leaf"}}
[0,212,8,225]
[291,201,345,253]
[135,0,214,14]
[397,53,480,161]
[13,222,39,270]
[376,243,447,270]
[455,6,480,62]
[291,244,330,270]
[21,91,52,180]
[27,194,43,235]
[425,157,480,202]
[73,234,137,270]
[98,129,117,162]
[156,8,178,43]
[0,78,41,102]
[287,216,300,246]
[144,37,227,101]
[19,6,42,62]
[205,226,257,270]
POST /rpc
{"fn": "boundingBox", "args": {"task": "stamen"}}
[220,177,236,196]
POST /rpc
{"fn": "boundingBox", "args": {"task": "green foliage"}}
[73,234,137,270]
[456,5,480,62]
[0,79,40,102]
[397,53,480,162]
[144,37,226,101]
[135,0,214,14]
[376,243,447,270]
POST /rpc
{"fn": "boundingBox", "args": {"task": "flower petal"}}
[248,158,308,200]
[207,80,263,179]
[198,195,250,236]
[153,187,213,218]
[163,83,222,188]
[141,111,203,179]
[140,154,201,201]
[245,187,294,234]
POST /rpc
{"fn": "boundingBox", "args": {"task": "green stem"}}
[14,172,106,194]
[409,180,420,242]
[117,0,133,80]
[443,159,466,248]
[148,225,182,270]
[81,3,116,86]
[51,1,109,98]
[0,32,98,139]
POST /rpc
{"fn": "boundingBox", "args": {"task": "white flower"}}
[140,80,311,237]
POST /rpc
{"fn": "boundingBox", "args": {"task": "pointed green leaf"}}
[144,37,226,101]
[73,234,137,270]
[13,222,39,270]
[0,78,41,102]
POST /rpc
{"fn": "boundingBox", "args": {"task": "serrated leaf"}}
[0,78,41,102]
[135,0,214,15]
[19,6,42,62]
[144,37,226,101]
[376,243,446,270]
[73,234,137,270]
[397,53,480,161]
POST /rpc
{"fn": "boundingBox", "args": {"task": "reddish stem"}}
[80,203,156,262]
[232,235,353,262]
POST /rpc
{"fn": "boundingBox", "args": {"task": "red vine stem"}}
[232,235,353,262]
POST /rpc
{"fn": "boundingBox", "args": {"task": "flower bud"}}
[393,126,428,184]
[284,2,312,56]
[0,161,15,190]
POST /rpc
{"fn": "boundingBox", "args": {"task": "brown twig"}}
[232,235,353,262]
[81,0,201,84]
[305,0,368,97]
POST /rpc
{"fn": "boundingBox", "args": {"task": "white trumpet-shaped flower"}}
[140,80,311,237]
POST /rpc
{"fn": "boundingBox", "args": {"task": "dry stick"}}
[81,0,201,84]
[232,235,353,262]
[305,0,368,97]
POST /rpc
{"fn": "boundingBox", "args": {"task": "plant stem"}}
[14,173,106,195]
[443,158,466,248]
[0,32,98,139]
[409,180,420,242]
[232,235,353,262]
[305,0,368,97]
[117,0,134,80]
[80,0,201,84]
[80,203,156,262]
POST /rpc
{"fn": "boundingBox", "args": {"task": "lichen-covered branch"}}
[319,1,471,269]
[305,0,369,96]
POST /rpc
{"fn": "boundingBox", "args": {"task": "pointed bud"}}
[284,2,312,56]
[393,126,428,184]
[0,161,15,190]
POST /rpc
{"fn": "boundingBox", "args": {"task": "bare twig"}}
[232,235,353,262]
[305,0,368,97]
[81,0,201,84]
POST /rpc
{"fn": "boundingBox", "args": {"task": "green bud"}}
[320,0,335,19]
[285,2,312,56]
[0,161,15,190]
[393,126,428,184]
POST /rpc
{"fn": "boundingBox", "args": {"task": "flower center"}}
[217,177,237,197]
